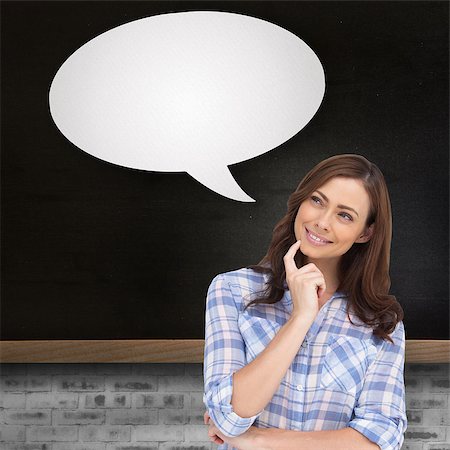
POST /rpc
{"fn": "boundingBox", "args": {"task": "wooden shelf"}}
[0,340,449,363]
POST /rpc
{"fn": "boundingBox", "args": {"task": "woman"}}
[202,154,407,450]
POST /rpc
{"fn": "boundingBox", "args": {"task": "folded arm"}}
[254,426,380,450]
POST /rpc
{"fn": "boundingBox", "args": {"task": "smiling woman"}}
[203,154,407,450]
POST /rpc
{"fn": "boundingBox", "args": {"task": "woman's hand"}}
[204,410,224,445]
[204,411,264,449]
[283,239,326,320]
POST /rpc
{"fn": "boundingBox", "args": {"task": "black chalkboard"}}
[1,1,448,340]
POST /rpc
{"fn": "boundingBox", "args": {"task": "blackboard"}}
[1,1,448,342]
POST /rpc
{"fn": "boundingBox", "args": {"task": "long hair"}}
[245,153,404,344]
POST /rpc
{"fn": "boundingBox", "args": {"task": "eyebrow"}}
[315,190,359,218]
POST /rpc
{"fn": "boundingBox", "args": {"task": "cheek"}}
[296,203,312,220]
[294,213,307,232]
[339,230,360,245]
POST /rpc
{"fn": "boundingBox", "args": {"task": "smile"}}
[305,227,332,245]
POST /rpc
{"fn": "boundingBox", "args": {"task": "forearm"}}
[255,426,381,450]
[231,314,312,418]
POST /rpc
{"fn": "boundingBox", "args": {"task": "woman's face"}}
[294,176,374,261]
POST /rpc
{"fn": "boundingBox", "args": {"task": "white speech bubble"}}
[49,11,325,202]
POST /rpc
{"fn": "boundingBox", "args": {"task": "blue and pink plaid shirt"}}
[203,267,407,450]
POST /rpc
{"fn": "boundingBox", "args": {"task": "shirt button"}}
[296,384,303,391]
[301,341,307,348]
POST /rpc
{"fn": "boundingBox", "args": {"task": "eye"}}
[339,212,353,221]
[311,196,353,221]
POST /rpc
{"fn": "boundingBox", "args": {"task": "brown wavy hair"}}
[245,153,404,344]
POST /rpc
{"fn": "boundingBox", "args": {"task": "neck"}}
[304,257,340,294]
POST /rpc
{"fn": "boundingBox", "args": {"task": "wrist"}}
[290,311,316,324]
[253,427,279,450]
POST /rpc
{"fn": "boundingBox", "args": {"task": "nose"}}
[316,222,329,232]
[316,213,331,231]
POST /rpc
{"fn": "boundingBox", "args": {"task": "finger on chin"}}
[284,240,302,273]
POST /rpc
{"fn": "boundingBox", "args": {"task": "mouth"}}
[305,227,333,245]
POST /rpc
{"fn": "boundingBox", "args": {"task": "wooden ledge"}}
[0,339,449,363]
[0,340,205,363]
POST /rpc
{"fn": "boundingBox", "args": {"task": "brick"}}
[406,394,448,410]
[405,427,446,441]
[430,378,450,391]
[0,445,50,450]
[405,377,423,392]
[1,376,50,392]
[423,409,450,426]
[189,392,205,409]
[53,410,105,425]
[133,393,184,409]
[159,409,205,425]
[57,376,104,392]
[83,393,131,409]
[107,445,158,450]
[4,410,51,425]
[79,425,131,442]
[135,425,183,441]
[106,376,157,392]
[159,409,187,425]
[158,376,203,392]
[27,392,78,409]
[407,409,423,424]
[184,425,211,441]
[186,409,206,425]
[53,444,107,450]
[132,364,184,376]
[159,444,211,450]
[106,409,157,425]
[27,426,78,441]
[0,393,26,409]
[0,425,26,441]
[425,444,450,450]
[401,443,425,450]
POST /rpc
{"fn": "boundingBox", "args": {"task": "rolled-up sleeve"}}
[203,273,264,437]
[348,320,408,450]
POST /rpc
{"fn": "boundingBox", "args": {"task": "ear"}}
[355,223,374,244]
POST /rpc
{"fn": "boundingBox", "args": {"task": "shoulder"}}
[209,267,268,307]
[213,267,267,290]
[388,320,406,346]
[370,320,406,354]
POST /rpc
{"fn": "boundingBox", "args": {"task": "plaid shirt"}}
[203,268,407,450]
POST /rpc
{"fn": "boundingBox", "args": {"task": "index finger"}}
[283,240,302,276]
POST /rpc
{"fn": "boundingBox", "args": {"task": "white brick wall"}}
[0,363,210,450]
[0,362,449,449]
